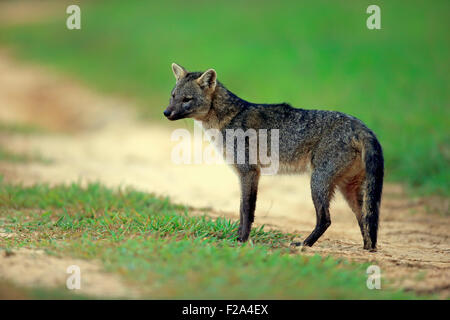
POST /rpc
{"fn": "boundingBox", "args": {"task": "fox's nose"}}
[163,109,171,117]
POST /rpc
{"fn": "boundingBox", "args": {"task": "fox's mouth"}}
[164,109,188,121]
[167,113,185,121]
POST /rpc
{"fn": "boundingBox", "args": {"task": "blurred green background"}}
[0,0,448,195]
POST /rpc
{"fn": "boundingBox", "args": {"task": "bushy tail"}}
[361,135,384,251]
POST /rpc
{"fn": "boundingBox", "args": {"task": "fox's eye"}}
[182,97,192,103]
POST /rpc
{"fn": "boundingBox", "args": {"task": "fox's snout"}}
[163,107,177,120]
[163,106,186,121]
[163,108,172,118]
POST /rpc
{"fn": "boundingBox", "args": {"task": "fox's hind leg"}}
[295,144,357,248]
[337,170,373,250]
[301,169,334,247]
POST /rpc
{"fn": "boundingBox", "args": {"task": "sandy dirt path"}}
[0,52,448,298]
[0,247,141,298]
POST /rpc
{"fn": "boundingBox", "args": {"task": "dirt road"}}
[0,52,448,297]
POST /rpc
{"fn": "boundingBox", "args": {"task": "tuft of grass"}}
[0,122,51,163]
[0,180,293,248]
[0,146,52,164]
[0,179,427,299]
[0,122,47,135]
[0,146,30,163]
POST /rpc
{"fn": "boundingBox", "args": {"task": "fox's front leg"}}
[237,168,260,242]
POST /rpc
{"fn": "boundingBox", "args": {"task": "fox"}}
[164,63,384,251]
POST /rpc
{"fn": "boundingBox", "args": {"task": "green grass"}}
[0,179,426,299]
[0,146,51,164]
[0,146,29,163]
[0,280,94,300]
[0,0,448,195]
[0,122,51,163]
[0,122,47,135]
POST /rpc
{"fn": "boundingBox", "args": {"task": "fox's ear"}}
[172,63,187,81]
[197,69,217,91]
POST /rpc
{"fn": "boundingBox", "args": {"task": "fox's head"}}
[164,63,217,121]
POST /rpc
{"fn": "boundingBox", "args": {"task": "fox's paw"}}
[237,231,250,243]
[289,241,307,252]
[237,236,248,243]
[237,227,250,243]
[363,245,378,252]
[363,242,378,252]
